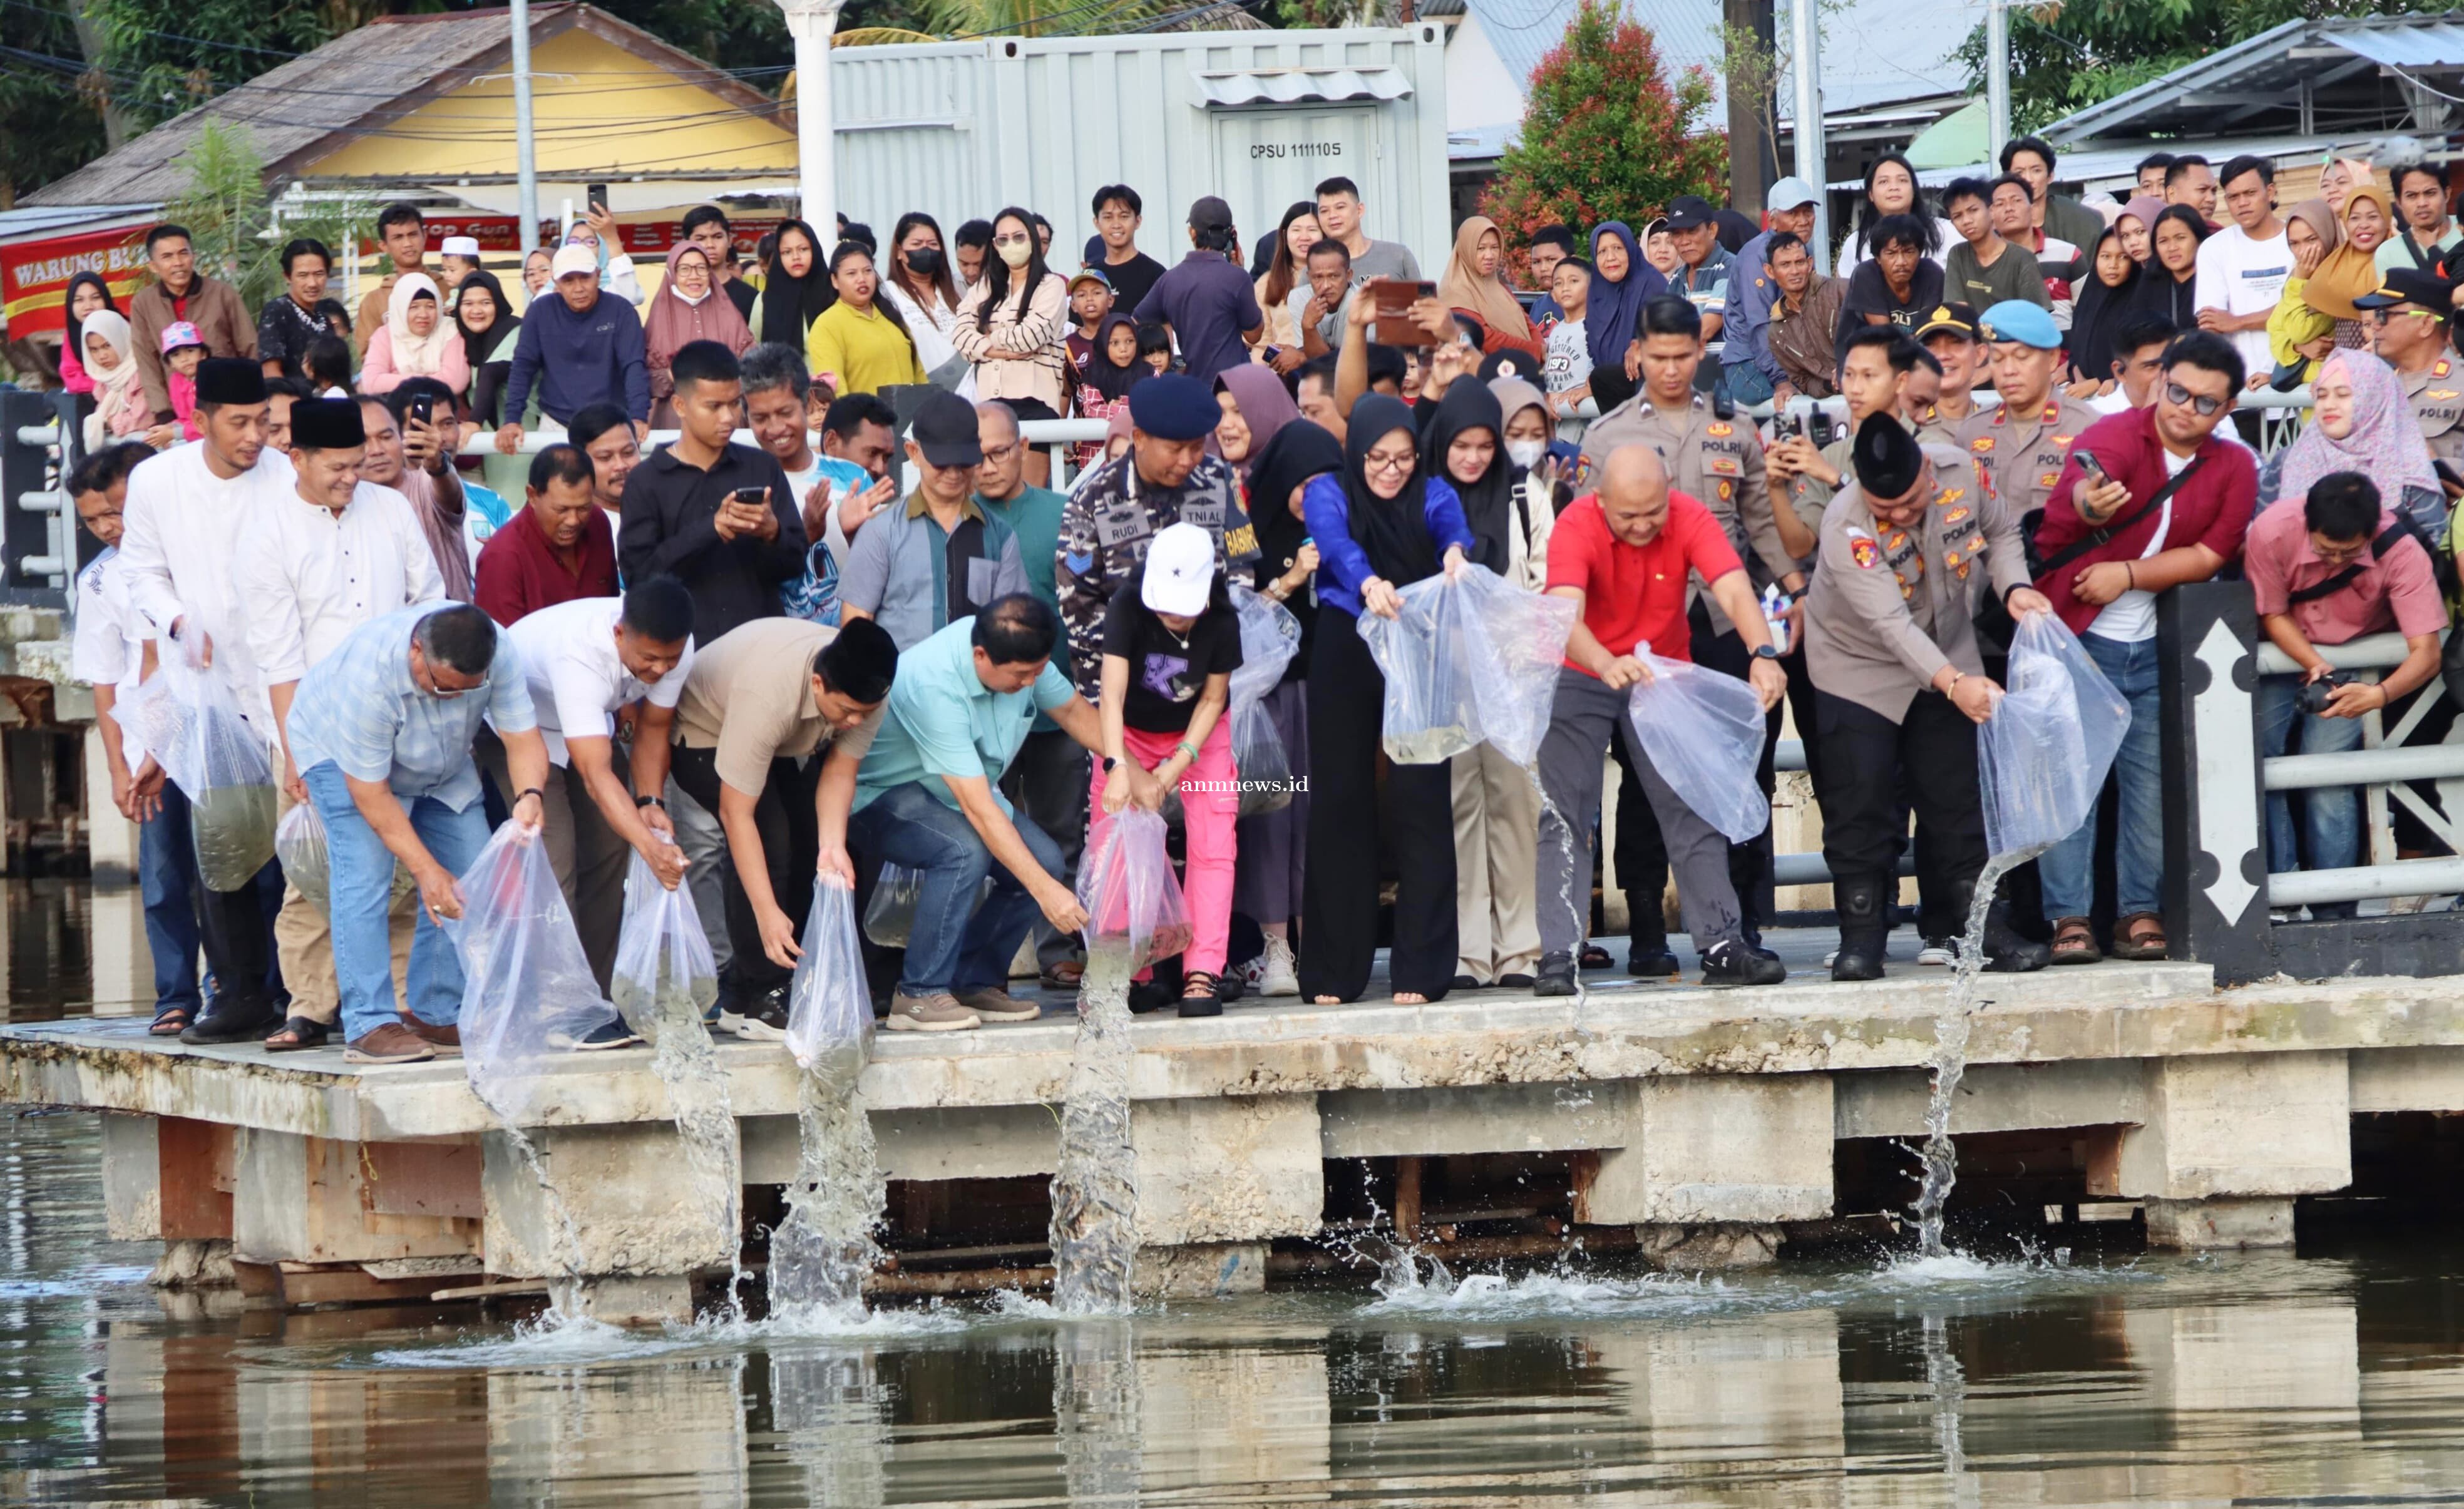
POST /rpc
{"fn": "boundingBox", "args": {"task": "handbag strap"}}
[2036,450,2209,578]
[2286,521,2410,605]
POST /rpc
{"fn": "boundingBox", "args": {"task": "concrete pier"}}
[14,957,2464,1316]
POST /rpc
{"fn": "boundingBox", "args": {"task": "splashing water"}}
[1910,856,2013,1258]
[628,976,742,1317]
[1049,947,1139,1313]
[766,1052,885,1321]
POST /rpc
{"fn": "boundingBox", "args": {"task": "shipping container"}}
[828,27,1452,270]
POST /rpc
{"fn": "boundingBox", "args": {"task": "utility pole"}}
[1790,0,1827,271]
[1725,0,1778,213]
[511,0,540,254]
[776,0,848,240]
[1986,0,2010,167]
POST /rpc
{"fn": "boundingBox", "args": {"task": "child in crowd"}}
[1136,320,1174,378]
[1065,268,1114,381]
[1543,258,1594,428]
[159,322,206,440]
[303,335,353,398]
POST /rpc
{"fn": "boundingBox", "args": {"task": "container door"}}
[1210,107,1378,255]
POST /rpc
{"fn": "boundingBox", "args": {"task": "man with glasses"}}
[284,602,552,1063]
[2027,330,2256,963]
[838,391,1026,650]
[2357,270,2464,477]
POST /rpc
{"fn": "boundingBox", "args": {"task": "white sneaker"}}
[1260,935,1300,997]
[1916,936,1959,967]
[1822,949,1838,968]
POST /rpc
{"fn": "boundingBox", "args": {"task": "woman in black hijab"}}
[1233,419,1343,997]
[2063,225,2140,393]
[1298,395,1476,1005]
[757,218,833,349]
[454,270,521,426]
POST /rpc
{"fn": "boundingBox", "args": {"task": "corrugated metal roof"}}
[0,205,160,244]
[1195,64,1413,106]
[2314,18,2464,72]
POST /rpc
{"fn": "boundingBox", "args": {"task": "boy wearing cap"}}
[438,235,483,300]
[1065,268,1115,381]
[1091,522,1243,1014]
[1133,197,1263,387]
[2357,269,2464,474]
[160,323,208,441]
[838,390,1028,650]
[1957,300,2102,529]
[1723,178,1822,404]
[1805,415,2053,980]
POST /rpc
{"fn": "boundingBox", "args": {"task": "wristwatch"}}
[635,794,665,810]
[1101,755,1119,772]
[1751,644,1782,661]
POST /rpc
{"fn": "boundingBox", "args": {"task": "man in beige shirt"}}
[667,615,899,1038]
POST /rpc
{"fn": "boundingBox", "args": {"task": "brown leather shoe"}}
[344,1021,435,1065]
[401,1017,463,1057]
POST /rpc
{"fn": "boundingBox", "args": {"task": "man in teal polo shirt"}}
[839,594,1105,1031]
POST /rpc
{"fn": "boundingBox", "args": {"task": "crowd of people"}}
[48,145,2464,1060]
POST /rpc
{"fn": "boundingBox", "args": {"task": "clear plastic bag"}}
[786,879,871,1081]
[863,864,922,947]
[443,822,618,1127]
[273,801,415,912]
[610,847,719,1046]
[1228,585,1303,816]
[1076,806,1193,971]
[1978,612,2133,863]
[1358,564,1576,767]
[1625,650,1772,845]
[128,654,276,892]
[1229,697,1291,817]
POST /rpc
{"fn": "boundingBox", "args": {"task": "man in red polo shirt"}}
[1532,444,1789,995]
[474,443,620,626]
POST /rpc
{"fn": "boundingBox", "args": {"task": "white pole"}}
[512,0,540,254]
[776,0,848,240]
[1986,0,2010,167]
[1791,0,1828,272]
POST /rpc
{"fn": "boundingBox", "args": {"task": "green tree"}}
[158,121,368,311]
[1956,0,2453,133]
[1479,0,1726,255]
[0,0,111,205]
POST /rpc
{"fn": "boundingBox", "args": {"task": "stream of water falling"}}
[1049,946,1139,1313]
[1909,855,2015,1258]
[766,1051,886,1317]
[633,985,743,1315]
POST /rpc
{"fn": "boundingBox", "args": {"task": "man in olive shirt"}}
[1956,301,2103,528]
[667,615,898,1038]
[1805,416,2053,981]
[1942,178,2051,312]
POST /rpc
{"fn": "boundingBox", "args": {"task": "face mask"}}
[997,239,1034,269]
[1507,439,1547,469]
[905,247,944,276]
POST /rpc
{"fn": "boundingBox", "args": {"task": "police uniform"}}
[1912,395,1980,450]
[2403,356,2464,473]
[1578,392,1795,634]
[1954,391,2103,527]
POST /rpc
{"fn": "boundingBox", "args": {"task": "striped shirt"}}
[286,603,536,811]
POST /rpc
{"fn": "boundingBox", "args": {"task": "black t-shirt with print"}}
[1100,581,1243,734]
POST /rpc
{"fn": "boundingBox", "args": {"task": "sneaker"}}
[1916,936,1960,967]
[343,1021,434,1065]
[401,1018,463,1058]
[570,1018,645,1051]
[885,991,980,1032]
[1625,948,1681,980]
[956,986,1040,1023]
[2269,906,2304,924]
[1533,952,1578,996]
[1259,934,1300,997]
[731,987,791,1041]
[1702,939,1787,988]
[1231,954,1268,992]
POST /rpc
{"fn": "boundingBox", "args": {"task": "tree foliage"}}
[1956,0,2455,133]
[1479,0,1726,255]
[160,121,369,311]
[0,0,108,205]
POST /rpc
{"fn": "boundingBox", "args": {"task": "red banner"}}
[384,218,785,258]
[2,223,153,339]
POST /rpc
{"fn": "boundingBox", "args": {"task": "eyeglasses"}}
[992,233,1032,248]
[2163,381,2227,417]
[980,442,1019,466]
[1363,450,1415,476]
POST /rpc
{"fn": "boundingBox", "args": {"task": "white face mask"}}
[997,239,1034,269]
[1507,438,1547,469]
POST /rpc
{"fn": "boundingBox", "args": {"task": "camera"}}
[2300,670,2356,715]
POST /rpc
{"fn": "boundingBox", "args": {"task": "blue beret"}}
[1977,299,2060,350]
[1127,373,1218,441]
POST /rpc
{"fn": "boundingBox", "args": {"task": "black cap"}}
[193,357,266,407]
[2352,266,2455,317]
[1477,348,1536,383]
[1913,302,1982,343]
[1663,195,1717,232]
[908,391,983,468]
[818,615,898,703]
[289,397,366,451]
[1851,412,1926,499]
[1188,195,1234,233]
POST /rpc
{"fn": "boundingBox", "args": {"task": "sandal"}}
[1039,959,1084,991]
[1578,944,1613,970]
[148,1005,193,1037]
[2048,916,2101,965]
[1178,971,1223,1019]
[2111,911,2169,961]
[262,1015,332,1052]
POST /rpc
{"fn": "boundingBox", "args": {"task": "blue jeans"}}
[2256,675,2366,919]
[138,779,203,1014]
[848,781,1063,997]
[2039,633,2165,920]
[303,761,489,1041]
[1720,359,1776,406]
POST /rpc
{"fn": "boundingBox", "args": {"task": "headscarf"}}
[1342,395,1442,586]
[1585,222,1666,378]
[2117,195,2167,252]
[2304,186,2389,322]
[645,242,754,372]
[2065,227,2141,384]
[384,274,449,377]
[2274,349,2441,507]
[563,220,610,275]
[452,269,519,366]
[1421,381,1511,573]
[2130,205,2207,327]
[62,272,114,372]
[1440,216,1536,352]
[1081,312,1144,404]
[1209,364,1297,481]
[1245,419,1342,594]
[758,217,833,347]
[78,309,140,443]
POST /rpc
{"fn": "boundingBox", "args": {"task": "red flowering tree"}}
[1479,0,1727,272]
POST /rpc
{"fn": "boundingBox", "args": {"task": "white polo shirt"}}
[501,595,694,766]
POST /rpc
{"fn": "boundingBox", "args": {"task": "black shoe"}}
[1984,913,2052,973]
[1533,953,1578,996]
[1702,939,1787,987]
[180,994,279,1045]
[1578,944,1613,969]
[1177,993,1222,1018]
[1752,946,1782,963]
[1625,948,1681,979]
[732,985,791,1041]
[1831,873,1891,983]
[571,1017,645,1051]
[1450,973,1481,991]
[1128,978,1176,1014]
[1499,973,1535,988]
[1215,971,1246,1004]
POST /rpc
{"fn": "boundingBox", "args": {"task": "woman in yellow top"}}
[2267,198,2343,384]
[805,241,927,395]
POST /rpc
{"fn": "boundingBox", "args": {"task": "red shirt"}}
[474,504,619,626]
[1545,491,1743,674]
[2247,504,2446,645]
[2033,404,2256,635]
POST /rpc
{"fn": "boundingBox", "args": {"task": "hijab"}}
[453,270,519,366]
[2065,227,2140,384]
[1585,222,1666,377]
[759,218,834,347]
[1342,395,1442,586]
[1440,216,1536,351]
[1421,382,1512,573]
[2130,206,2207,326]
[1210,364,1298,481]
[645,242,754,370]
[2119,194,2167,242]
[2274,349,2441,506]
[63,272,113,371]
[2304,186,2388,322]
[80,309,140,423]
[1245,419,1342,595]
[384,274,449,377]
[1081,312,1145,404]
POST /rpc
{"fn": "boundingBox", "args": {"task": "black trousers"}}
[670,745,820,998]
[1691,612,1783,934]
[180,777,284,1010]
[1299,608,1457,1002]
[1813,688,1986,893]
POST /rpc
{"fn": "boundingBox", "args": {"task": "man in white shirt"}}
[237,397,445,1050]
[482,579,696,999]
[2192,153,2289,389]
[115,358,294,1045]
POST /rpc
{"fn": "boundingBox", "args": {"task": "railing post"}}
[2159,581,2272,983]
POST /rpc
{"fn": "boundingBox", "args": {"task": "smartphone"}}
[2074,450,2110,486]
[1367,278,1439,346]
[731,486,767,508]
[587,183,610,213]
